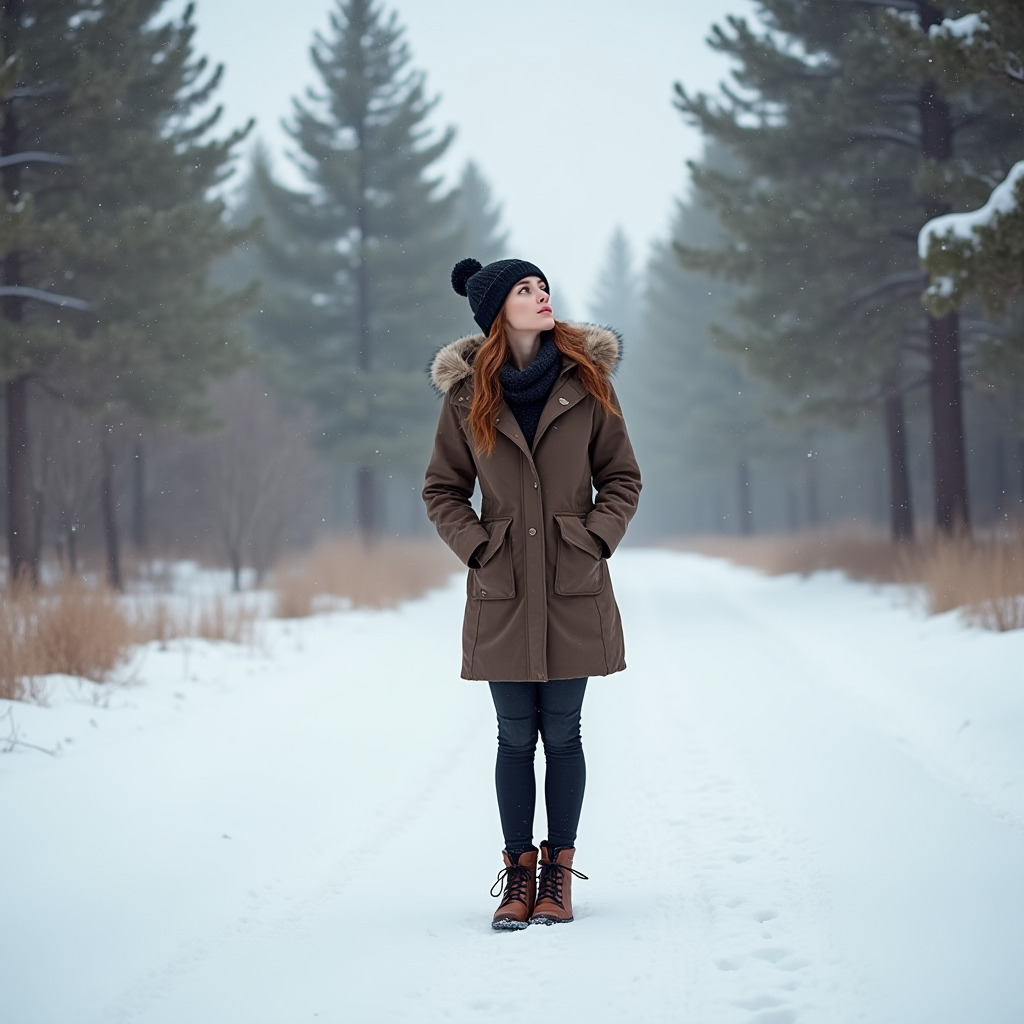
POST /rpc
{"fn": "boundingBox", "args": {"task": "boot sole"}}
[530,914,573,925]
[491,917,530,931]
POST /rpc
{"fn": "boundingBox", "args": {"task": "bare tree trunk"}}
[928,310,969,532]
[131,438,148,550]
[917,5,970,533]
[992,435,1005,520]
[99,421,122,590]
[737,459,754,535]
[5,375,35,583]
[884,391,914,542]
[228,546,242,593]
[806,459,821,528]
[1,3,36,586]
[355,108,379,542]
[357,466,377,545]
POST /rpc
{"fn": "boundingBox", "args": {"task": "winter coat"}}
[423,324,642,682]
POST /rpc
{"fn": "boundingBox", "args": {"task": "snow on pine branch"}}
[918,160,1024,314]
[928,13,990,42]
[918,160,1024,259]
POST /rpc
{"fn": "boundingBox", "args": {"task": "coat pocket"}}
[554,513,605,596]
[468,517,515,600]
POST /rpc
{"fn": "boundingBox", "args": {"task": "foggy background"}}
[2,0,1023,586]
[188,0,756,312]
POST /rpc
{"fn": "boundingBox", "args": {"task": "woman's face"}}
[503,276,555,333]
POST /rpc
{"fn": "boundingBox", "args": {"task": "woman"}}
[423,257,641,930]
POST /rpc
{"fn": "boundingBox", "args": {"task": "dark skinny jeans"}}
[488,677,587,856]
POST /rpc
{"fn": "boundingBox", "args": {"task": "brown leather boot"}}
[490,847,538,930]
[530,843,588,925]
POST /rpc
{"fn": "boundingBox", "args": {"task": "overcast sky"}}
[190,0,755,315]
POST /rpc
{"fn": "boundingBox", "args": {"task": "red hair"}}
[469,319,619,456]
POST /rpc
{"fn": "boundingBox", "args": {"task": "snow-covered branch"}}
[918,160,1024,315]
[918,161,1024,259]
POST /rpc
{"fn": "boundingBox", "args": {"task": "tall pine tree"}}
[457,160,508,269]
[1,0,252,586]
[589,227,642,345]
[253,0,464,539]
[676,0,1022,535]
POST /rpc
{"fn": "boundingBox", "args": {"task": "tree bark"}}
[737,459,754,535]
[917,2,971,533]
[5,375,35,583]
[354,104,379,542]
[131,438,148,550]
[1,6,34,585]
[884,391,914,542]
[806,458,821,528]
[928,310,969,531]
[993,435,1006,519]
[357,465,377,545]
[99,421,122,590]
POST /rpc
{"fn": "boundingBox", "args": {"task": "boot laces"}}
[491,863,532,907]
[536,858,588,908]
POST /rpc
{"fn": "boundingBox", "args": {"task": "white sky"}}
[191,0,755,315]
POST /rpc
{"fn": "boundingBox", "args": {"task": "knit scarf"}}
[499,334,561,448]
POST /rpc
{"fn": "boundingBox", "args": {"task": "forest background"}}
[2,0,1023,596]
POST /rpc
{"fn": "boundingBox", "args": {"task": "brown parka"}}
[422,324,642,682]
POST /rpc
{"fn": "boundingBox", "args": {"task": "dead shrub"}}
[273,536,461,618]
[0,580,134,700]
[899,534,1024,631]
[195,595,260,644]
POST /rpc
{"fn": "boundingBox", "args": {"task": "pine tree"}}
[589,227,641,345]
[253,0,464,540]
[676,0,1022,536]
[622,159,798,538]
[457,160,508,269]
[916,3,1024,317]
[1,0,253,586]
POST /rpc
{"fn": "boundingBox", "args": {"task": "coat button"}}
[534,482,538,488]
[558,397,569,405]
[529,528,537,536]
[481,590,487,596]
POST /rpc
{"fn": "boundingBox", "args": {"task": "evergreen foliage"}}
[251,0,464,536]
[1,0,253,584]
[622,148,803,538]
[914,3,1024,317]
[588,227,641,345]
[674,0,1023,535]
[457,160,508,269]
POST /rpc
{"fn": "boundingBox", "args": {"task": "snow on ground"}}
[3,550,1024,1024]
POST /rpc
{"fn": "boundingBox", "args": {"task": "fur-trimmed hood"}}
[429,323,621,395]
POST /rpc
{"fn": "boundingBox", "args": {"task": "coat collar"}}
[429,322,621,395]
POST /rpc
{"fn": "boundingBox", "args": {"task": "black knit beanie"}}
[451,257,548,334]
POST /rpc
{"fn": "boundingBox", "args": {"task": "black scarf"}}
[499,334,561,448]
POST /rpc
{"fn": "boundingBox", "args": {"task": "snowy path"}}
[3,551,1024,1024]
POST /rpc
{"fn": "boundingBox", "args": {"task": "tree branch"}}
[832,0,919,10]
[0,285,92,311]
[848,270,927,307]
[0,151,73,169]
[849,126,922,150]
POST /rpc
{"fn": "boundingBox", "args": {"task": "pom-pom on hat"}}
[451,257,548,334]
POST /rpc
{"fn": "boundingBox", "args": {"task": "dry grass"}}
[0,580,135,701]
[130,594,261,646]
[0,582,261,703]
[273,536,461,618]
[669,528,1024,631]
[669,529,905,583]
